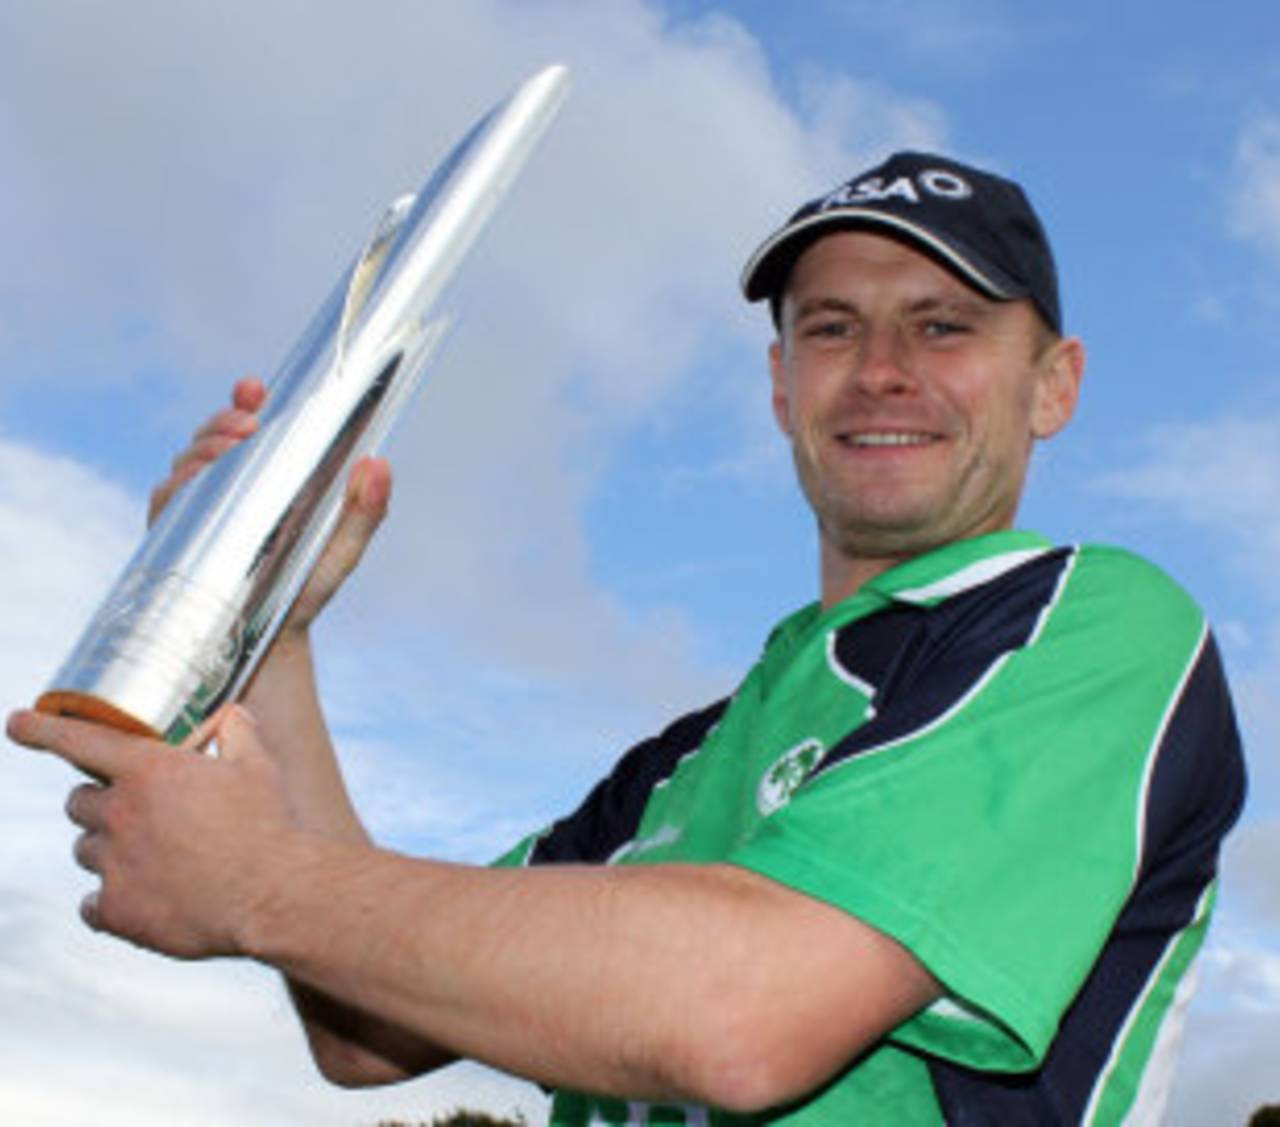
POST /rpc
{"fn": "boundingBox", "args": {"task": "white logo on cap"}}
[820,169,973,210]
[919,170,971,198]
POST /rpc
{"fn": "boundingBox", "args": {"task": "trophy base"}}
[34,691,162,740]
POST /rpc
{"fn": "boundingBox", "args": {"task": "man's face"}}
[770,230,1082,569]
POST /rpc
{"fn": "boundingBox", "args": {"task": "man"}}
[9,152,1246,1124]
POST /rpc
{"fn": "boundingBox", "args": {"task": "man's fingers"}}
[147,378,267,528]
[170,433,240,475]
[150,421,257,526]
[149,454,217,525]
[147,481,178,528]
[65,782,108,831]
[231,376,267,413]
[73,831,104,875]
[333,457,392,557]
[355,456,392,510]
[80,890,103,932]
[190,409,259,448]
[312,459,390,579]
[284,458,392,631]
[7,710,154,782]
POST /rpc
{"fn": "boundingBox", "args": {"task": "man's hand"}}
[6,705,296,960]
[146,375,393,641]
[281,454,391,639]
[147,376,266,527]
[19,375,424,1079]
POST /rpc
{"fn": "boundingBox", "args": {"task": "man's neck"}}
[819,542,908,609]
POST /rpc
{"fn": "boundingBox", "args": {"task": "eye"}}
[802,318,856,341]
[921,319,970,340]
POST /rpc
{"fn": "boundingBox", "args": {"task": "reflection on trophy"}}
[36,65,570,745]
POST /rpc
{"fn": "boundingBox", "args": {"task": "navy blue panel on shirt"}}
[927,631,1246,1124]
[818,548,1074,776]
[528,698,730,865]
[1140,633,1247,884]
[829,601,927,700]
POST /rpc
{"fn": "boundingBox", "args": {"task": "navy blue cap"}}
[741,151,1062,333]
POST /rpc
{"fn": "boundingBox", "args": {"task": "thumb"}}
[286,457,392,631]
[327,455,392,572]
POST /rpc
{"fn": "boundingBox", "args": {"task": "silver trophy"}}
[37,65,570,744]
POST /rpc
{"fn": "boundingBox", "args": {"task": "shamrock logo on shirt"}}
[757,738,825,816]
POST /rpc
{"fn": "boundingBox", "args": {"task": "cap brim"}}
[740,208,1024,305]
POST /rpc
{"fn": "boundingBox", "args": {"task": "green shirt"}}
[499,532,1245,1124]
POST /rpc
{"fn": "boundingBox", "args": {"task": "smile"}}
[841,432,939,447]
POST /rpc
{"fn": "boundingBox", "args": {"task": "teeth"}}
[848,432,933,447]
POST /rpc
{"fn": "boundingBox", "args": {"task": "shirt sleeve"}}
[491,697,731,868]
[727,547,1245,1073]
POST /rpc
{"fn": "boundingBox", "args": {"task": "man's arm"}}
[246,840,940,1111]
[241,633,459,1084]
[147,377,456,1083]
[27,376,940,1106]
[7,705,938,1111]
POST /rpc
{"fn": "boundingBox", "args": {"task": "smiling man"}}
[10,152,1247,1124]
[764,226,1079,605]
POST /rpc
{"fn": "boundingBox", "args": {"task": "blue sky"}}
[1,1,1277,1122]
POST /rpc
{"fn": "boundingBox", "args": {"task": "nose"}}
[851,325,915,397]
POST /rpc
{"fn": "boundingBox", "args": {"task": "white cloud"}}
[0,435,142,930]
[796,70,950,172]
[1229,115,1280,264]
[0,0,947,717]
[6,0,956,718]
[1221,816,1280,930]
[1168,1008,1280,1126]
[1094,413,1280,586]
[1165,824,1280,1123]
[0,893,547,1126]
[0,435,138,698]
[0,0,798,395]
[0,434,551,1122]
[1172,874,1280,1122]
[1201,943,1280,1015]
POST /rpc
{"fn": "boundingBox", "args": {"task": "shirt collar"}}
[765,530,1056,661]
[862,530,1054,606]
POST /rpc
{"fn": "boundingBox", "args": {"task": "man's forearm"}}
[9,695,937,1109]
[242,634,458,1082]
[241,633,367,843]
[287,979,456,1086]
[239,842,939,1111]
[244,844,730,1102]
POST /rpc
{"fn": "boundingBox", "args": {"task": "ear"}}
[1030,336,1085,440]
[769,339,793,436]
